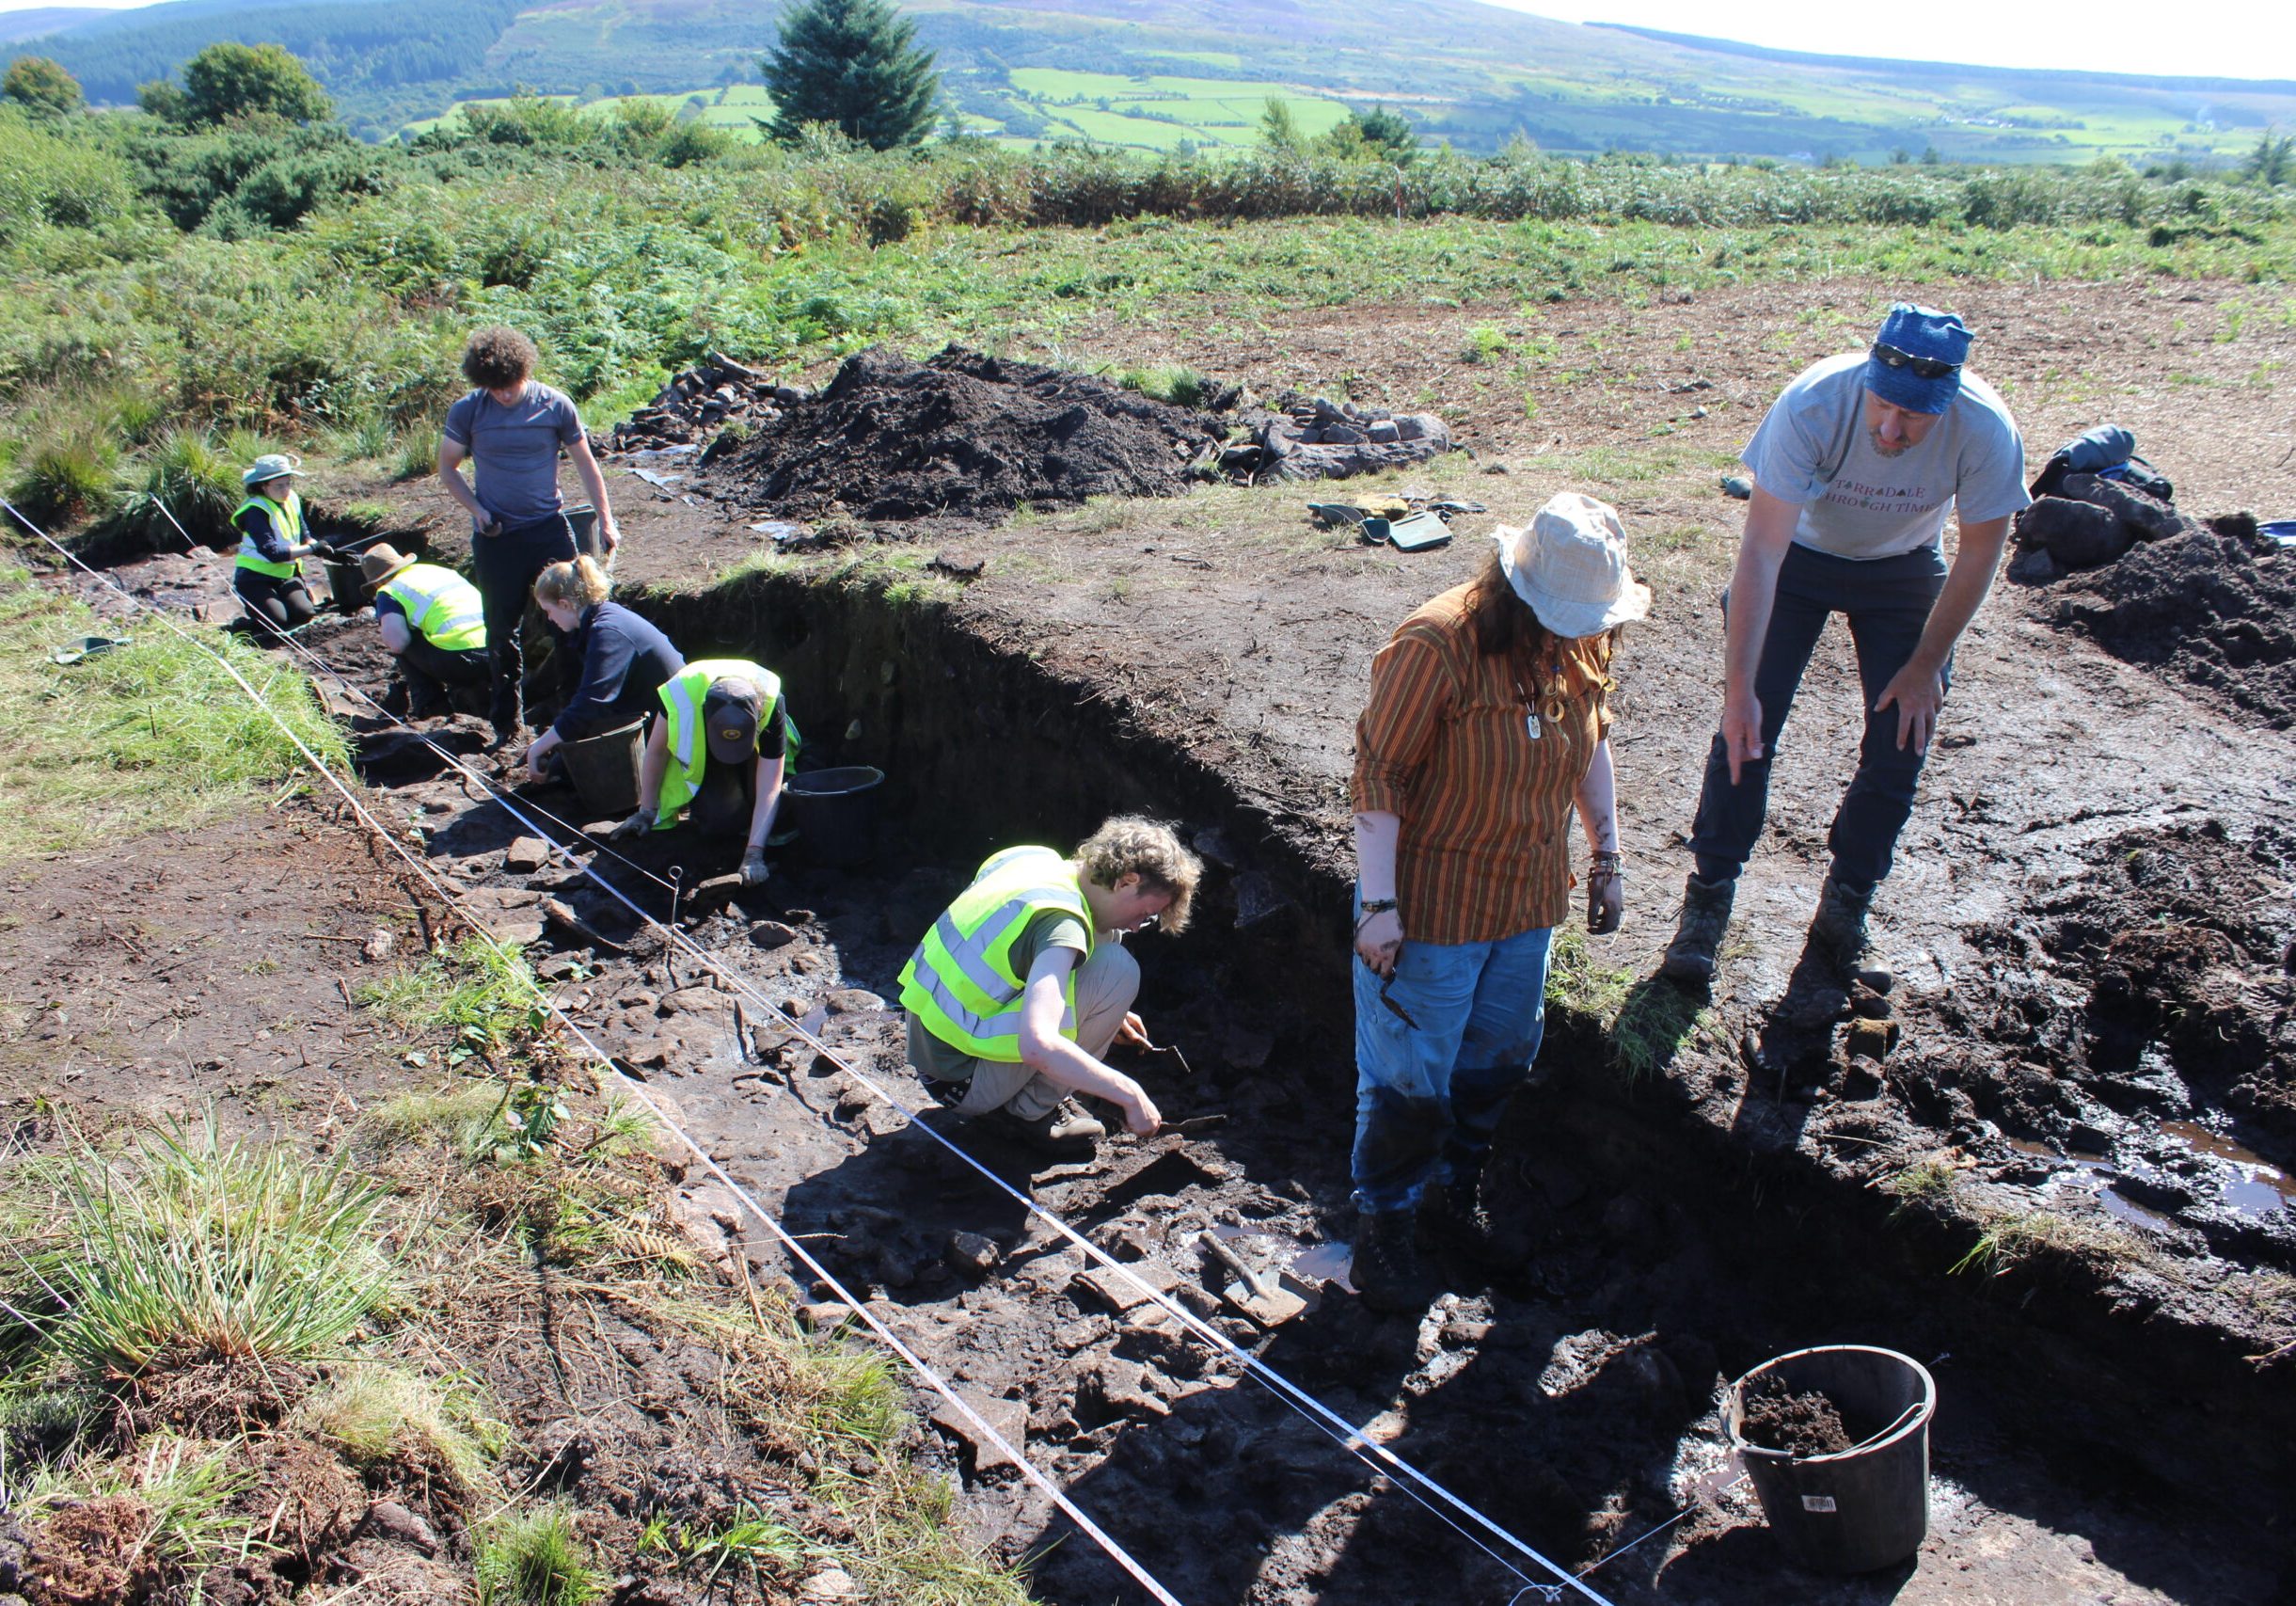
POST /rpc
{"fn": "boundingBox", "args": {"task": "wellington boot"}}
[1421,1172,1526,1272]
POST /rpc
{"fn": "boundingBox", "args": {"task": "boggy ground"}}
[40,271,2296,1602]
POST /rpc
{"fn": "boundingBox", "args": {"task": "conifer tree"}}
[758,0,940,151]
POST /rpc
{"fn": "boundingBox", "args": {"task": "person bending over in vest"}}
[1660,304,2029,994]
[230,453,330,636]
[1350,494,1645,1314]
[899,818,1202,1159]
[522,556,686,785]
[436,325,622,751]
[358,543,490,719]
[610,660,794,887]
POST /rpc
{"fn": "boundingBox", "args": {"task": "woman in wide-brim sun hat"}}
[230,451,325,637]
[1342,489,1646,1314]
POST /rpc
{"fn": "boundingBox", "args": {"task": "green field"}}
[405,83,778,141]
[1002,70,1357,151]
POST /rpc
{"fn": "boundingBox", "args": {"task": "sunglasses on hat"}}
[1871,342,1959,381]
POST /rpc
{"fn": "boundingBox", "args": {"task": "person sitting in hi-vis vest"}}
[899,818,1202,1158]
[230,453,336,636]
[357,543,491,719]
[611,659,797,888]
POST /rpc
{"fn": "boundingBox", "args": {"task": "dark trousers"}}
[397,636,492,714]
[232,569,316,635]
[1687,542,1949,891]
[689,759,755,837]
[469,514,576,732]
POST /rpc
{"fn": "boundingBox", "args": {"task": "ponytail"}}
[534,552,610,609]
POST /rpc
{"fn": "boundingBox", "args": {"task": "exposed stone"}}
[945,1231,1004,1278]
[827,988,885,1015]
[928,1391,1028,1473]
[1846,1016,1901,1062]
[797,1301,854,1331]
[504,835,551,872]
[360,929,396,962]
[361,1500,439,1558]
[750,920,800,949]
[798,1564,860,1602]
[1072,1259,1181,1314]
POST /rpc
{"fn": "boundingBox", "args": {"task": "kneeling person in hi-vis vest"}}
[230,453,331,636]
[899,818,1202,1157]
[611,659,796,888]
[359,544,490,719]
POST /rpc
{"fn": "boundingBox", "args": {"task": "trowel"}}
[1197,1231,1308,1327]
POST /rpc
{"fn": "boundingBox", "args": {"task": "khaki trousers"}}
[913,941,1139,1121]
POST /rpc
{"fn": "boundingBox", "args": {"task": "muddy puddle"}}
[50,547,2296,1604]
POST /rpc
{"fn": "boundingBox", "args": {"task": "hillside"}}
[19,0,2296,158]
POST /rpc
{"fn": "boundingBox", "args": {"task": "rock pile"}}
[702,346,1228,521]
[609,352,808,452]
[1225,394,1453,482]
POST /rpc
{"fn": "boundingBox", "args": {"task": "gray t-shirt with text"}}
[441,382,583,527]
[1742,354,2029,560]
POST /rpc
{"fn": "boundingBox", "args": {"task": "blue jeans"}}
[1352,918,1553,1214]
[1687,542,1949,891]
[470,513,576,731]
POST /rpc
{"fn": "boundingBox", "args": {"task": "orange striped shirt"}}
[1350,581,1615,946]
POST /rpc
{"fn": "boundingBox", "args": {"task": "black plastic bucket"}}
[559,719,645,818]
[783,766,884,869]
[1726,1344,1936,1574]
[322,559,368,613]
[566,503,601,559]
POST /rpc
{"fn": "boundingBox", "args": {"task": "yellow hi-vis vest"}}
[232,491,306,580]
[378,563,487,653]
[898,846,1094,1062]
[653,658,795,828]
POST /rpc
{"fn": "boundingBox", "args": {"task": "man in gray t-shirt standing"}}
[1660,303,2029,992]
[437,325,623,747]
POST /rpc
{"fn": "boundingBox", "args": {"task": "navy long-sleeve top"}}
[552,601,685,742]
[234,503,300,565]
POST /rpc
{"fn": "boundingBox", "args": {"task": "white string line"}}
[3,500,1185,1606]
[140,497,678,896]
[29,501,1609,1605]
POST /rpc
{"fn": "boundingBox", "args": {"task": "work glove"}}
[309,542,342,561]
[1586,853,1624,935]
[608,806,656,842]
[739,846,771,886]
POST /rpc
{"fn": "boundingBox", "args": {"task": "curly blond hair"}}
[1076,816,1202,934]
[461,325,538,390]
[533,553,610,609]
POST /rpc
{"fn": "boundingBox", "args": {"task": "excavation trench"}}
[53,547,2296,1603]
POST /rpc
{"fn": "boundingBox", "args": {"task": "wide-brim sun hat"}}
[242,452,305,489]
[1864,302,1971,415]
[359,543,419,592]
[1495,492,1652,639]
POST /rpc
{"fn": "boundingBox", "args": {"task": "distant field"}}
[404,84,776,140]
[992,70,1359,151]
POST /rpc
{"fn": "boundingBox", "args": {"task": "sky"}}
[0,0,2284,82]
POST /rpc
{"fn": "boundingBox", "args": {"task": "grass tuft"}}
[478,1504,605,1606]
[295,1361,493,1489]
[5,1115,394,1376]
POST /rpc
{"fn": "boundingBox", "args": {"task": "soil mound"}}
[704,345,1227,521]
[2047,515,2296,729]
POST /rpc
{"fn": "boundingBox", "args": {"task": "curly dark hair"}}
[461,326,538,390]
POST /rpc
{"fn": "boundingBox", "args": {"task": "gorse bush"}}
[5,1117,392,1375]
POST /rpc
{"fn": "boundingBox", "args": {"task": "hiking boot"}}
[379,678,412,720]
[1352,1207,1441,1315]
[1421,1171,1525,1272]
[1810,873,1893,994]
[407,687,451,721]
[1659,873,1736,988]
[992,1102,1104,1158]
[488,720,530,754]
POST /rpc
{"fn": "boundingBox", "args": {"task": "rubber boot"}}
[1353,1207,1441,1315]
[1659,872,1736,987]
[1420,1169,1522,1272]
[1810,873,1892,994]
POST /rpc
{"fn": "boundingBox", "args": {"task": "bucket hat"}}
[1864,304,1971,415]
[242,452,305,490]
[704,678,764,764]
[1494,493,1651,640]
[359,543,419,592]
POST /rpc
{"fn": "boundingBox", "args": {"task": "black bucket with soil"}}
[321,559,367,612]
[783,766,884,868]
[559,720,645,818]
[566,502,602,559]
[1727,1344,1936,1574]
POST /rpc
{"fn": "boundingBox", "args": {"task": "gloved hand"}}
[608,806,656,841]
[1586,852,1624,935]
[739,846,770,886]
[309,541,342,561]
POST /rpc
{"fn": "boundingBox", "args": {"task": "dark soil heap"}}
[1740,1376,1858,1456]
[703,345,1228,521]
[2047,515,2296,729]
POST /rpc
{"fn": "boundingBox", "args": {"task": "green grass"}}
[479,1504,605,1606]
[23,1433,259,1572]
[294,1361,494,1488]
[639,1505,807,1593]
[356,934,546,1057]
[3,1115,393,1376]
[0,567,347,859]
